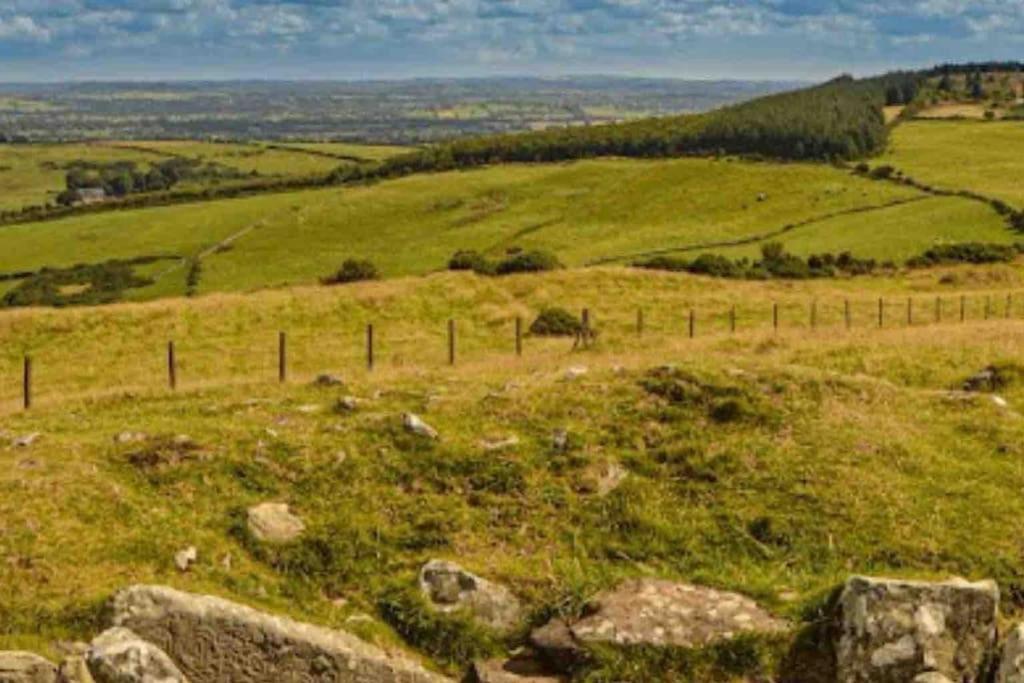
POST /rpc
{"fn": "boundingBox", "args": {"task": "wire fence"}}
[7,289,1024,412]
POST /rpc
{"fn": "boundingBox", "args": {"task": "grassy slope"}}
[0,158,934,293]
[3,269,1024,678]
[104,141,344,177]
[879,120,1024,207]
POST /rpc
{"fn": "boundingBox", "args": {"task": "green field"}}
[104,140,346,177]
[879,120,1024,207]
[273,141,416,161]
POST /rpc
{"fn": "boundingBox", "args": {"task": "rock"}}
[835,576,999,683]
[418,560,523,633]
[403,413,439,440]
[336,396,359,412]
[113,432,148,445]
[529,620,583,672]
[480,436,520,452]
[296,405,321,414]
[914,674,954,683]
[86,628,187,683]
[579,461,628,497]
[0,652,57,683]
[472,656,564,682]
[567,578,787,650]
[964,367,998,392]
[246,503,305,544]
[173,546,197,573]
[110,585,449,682]
[313,374,344,387]
[993,396,1010,408]
[551,429,569,452]
[563,367,588,382]
[13,433,41,448]
[57,656,94,683]
[998,623,1024,683]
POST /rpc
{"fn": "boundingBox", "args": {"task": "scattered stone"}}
[529,620,583,672]
[563,367,588,382]
[757,192,768,202]
[113,432,148,445]
[914,674,954,683]
[246,503,305,544]
[86,628,187,683]
[480,436,520,452]
[13,433,41,448]
[565,578,787,650]
[57,655,94,683]
[0,651,57,683]
[835,575,999,683]
[551,429,569,452]
[313,374,344,387]
[403,413,439,440]
[173,546,197,573]
[579,460,628,497]
[296,405,321,414]
[418,560,523,633]
[110,585,449,682]
[336,396,360,412]
[993,396,1010,409]
[964,367,999,392]
[334,450,348,465]
[998,623,1024,683]
[472,656,564,682]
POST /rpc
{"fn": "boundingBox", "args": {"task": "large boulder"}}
[530,579,786,670]
[835,576,999,683]
[418,560,523,633]
[86,628,187,683]
[245,503,305,544]
[0,652,57,683]
[998,623,1024,683]
[110,585,449,683]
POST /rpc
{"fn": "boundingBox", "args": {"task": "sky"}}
[1,0,1023,82]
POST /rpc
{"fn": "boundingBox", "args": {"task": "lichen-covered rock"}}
[419,560,523,633]
[86,628,187,683]
[998,623,1024,683]
[0,652,57,683]
[245,502,305,544]
[836,576,999,683]
[471,656,565,682]
[57,655,95,683]
[110,585,450,683]
[403,413,439,440]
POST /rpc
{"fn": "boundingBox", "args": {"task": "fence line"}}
[13,290,1024,411]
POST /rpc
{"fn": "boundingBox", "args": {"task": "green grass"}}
[0,157,934,299]
[879,120,1024,207]
[271,142,416,162]
[3,268,1024,680]
[103,141,343,177]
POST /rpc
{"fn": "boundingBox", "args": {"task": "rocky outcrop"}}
[835,576,999,683]
[110,585,449,683]
[245,503,305,544]
[530,578,787,671]
[86,628,188,683]
[471,656,564,682]
[418,560,523,633]
[0,652,57,683]
[998,623,1024,683]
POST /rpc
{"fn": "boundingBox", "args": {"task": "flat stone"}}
[567,578,788,649]
[0,652,57,683]
[246,503,305,544]
[998,623,1024,683]
[836,576,999,683]
[419,560,523,633]
[110,585,450,683]
[480,436,520,452]
[12,433,40,448]
[403,413,439,440]
[86,628,187,683]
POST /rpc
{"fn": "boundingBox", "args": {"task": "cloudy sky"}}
[1,0,1022,82]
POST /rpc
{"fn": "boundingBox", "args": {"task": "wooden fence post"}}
[637,308,644,336]
[581,308,591,348]
[730,306,736,334]
[688,309,695,339]
[278,331,287,383]
[773,303,779,332]
[878,298,884,329]
[907,298,913,327]
[1007,293,1013,319]
[515,317,523,356]
[448,319,456,366]
[168,341,177,391]
[960,295,966,323]
[22,356,31,410]
[366,324,374,371]
[845,299,851,330]
[935,296,941,324]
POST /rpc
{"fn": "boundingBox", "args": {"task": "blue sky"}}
[1,0,1023,82]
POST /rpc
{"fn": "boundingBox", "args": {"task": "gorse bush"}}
[529,307,583,337]
[1,257,169,308]
[906,242,1024,267]
[446,249,562,277]
[447,250,495,275]
[635,243,879,281]
[323,259,380,285]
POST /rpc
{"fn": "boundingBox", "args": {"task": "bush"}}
[1,257,166,308]
[906,242,1023,268]
[529,307,582,337]
[868,165,896,180]
[323,259,380,285]
[495,250,562,275]
[447,250,495,275]
[635,244,877,281]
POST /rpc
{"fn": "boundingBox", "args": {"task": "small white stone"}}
[174,546,197,572]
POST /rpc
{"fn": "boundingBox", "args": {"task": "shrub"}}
[447,250,495,275]
[868,165,896,180]
[1,258,166,308]
[529,307,582,337]
[906,242,1022,268]
[323,259,380,285]
[495,250,562,275]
